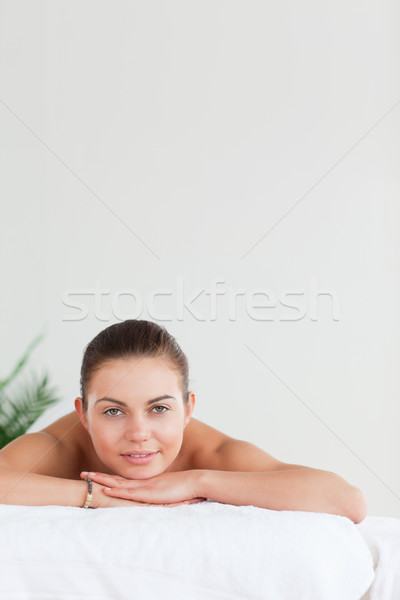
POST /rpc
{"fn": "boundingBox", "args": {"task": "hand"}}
[80,470,207,506]
[88,480,157,509]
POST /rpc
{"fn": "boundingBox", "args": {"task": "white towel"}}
[357,516,400,600]
[0,501,374,600]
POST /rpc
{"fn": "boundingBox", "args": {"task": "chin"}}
[123,468,163,480]
[119,460,167,478]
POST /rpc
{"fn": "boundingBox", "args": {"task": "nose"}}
[123,415,150,442]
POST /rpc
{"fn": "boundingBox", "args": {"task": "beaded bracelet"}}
[82,477,93,508]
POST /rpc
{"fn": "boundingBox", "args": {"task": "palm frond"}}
[0,371,60,449]
[0,334,44,391]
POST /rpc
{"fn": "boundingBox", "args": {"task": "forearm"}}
[196,468,367,524]
[0,465,87,507]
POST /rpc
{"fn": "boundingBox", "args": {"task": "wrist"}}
[76,479,90,508]
[80,478,99,509]
[193,469,210,499]
[80,479,91,508]
[82,478,93,508]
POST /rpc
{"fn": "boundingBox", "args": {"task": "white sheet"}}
[0,501,374,600]
[357,516,400,600]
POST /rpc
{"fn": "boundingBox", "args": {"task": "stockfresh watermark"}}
[61,277,340,323]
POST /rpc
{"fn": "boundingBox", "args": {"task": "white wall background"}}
[1,1,399,517]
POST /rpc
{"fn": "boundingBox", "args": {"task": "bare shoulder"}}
[185,417,305,472]
[0,412,86,478]
[40,411,97,474]
[183,417,231,450]
[41,410,85,448]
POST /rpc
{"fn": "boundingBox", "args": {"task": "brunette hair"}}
[80,320,189,411]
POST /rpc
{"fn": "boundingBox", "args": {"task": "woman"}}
[0,320,367,522]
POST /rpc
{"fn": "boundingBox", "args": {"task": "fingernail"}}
[81,471,88,476]
[89,472,96,477]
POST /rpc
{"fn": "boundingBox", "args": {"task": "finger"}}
[80,472,104,479]
[81,472,124,486]
[165,499,203,507]
[104,488,181,506]
[103,487,149,502]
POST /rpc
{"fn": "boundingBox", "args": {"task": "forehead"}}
[87,357,181,398]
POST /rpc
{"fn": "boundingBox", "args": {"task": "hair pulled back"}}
[80,320,189,411]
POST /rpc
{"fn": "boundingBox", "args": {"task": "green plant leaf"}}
[0,371,60,449]
[0,334,44,391]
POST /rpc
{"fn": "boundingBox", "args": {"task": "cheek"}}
[159,421,184,448]
[90,421,118,449]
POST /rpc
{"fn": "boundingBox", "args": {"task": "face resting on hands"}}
[75,357,195,480]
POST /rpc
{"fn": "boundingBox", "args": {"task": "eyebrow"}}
[94,395,176,408]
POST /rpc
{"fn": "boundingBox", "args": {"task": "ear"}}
[184,391,195,427]
[74,397,90,432]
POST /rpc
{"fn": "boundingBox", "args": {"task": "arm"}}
[193,438,368,524]
[0,464,152,508]
[196,468,366,524]
[0,433,196,509]
[0,432,93,507]
[0,464,90,507]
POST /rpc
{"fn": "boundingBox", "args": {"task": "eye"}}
[152,405,169,414]
[104,408,123,417]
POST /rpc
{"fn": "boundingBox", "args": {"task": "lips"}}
[122,452,157,456]
[121,452,159,465]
